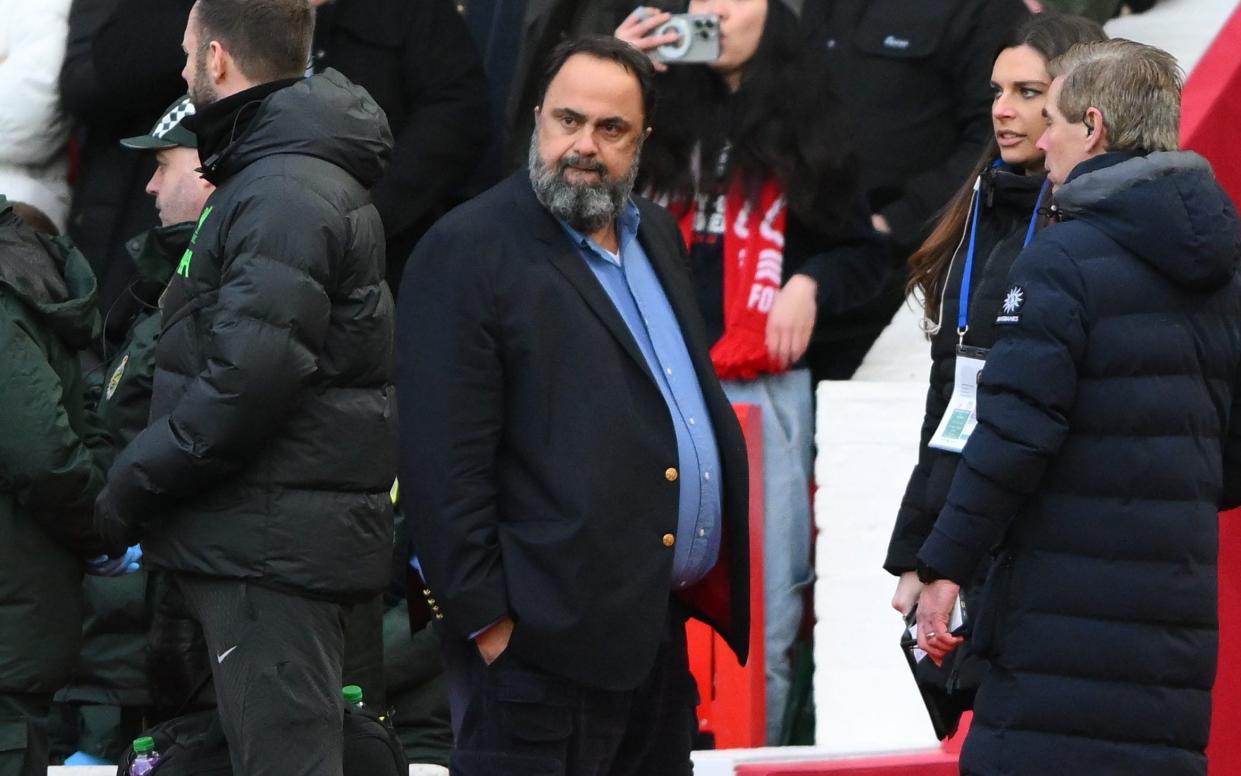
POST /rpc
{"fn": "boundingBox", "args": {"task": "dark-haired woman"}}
[885,12,1107,617]
[620,0,889,742]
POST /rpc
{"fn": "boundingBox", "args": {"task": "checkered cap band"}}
[121,95,198,150]
[153,97,197,139]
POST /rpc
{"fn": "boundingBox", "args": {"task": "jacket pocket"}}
[968,551,1014,659]
[853,0,951,59]
[493,662,577,744]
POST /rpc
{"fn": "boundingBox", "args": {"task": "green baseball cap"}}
[120,95,198,150]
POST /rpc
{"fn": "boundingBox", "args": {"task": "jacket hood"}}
[0,200,100,349]
[206,69,392,188]
[1055,151,1241,291]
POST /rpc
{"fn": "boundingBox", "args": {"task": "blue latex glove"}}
[65,751,113,765]
[86,544,143,577]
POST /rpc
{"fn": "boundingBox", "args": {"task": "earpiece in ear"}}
[1085,122,1094,137]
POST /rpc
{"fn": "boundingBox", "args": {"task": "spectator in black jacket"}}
[59,0,196,344]
[92,1,397,773]
[309,0,491,293]
[800,0,1027,376]
[916,41,1241,775]
[802,0,1027,254]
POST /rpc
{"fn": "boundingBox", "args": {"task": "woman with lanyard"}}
[886,11,1107,618]
[619,0,888,744]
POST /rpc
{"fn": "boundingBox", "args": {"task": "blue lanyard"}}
[956,174,1051,342]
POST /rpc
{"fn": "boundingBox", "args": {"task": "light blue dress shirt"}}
[558,202,723,588]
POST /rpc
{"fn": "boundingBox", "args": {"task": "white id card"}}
[928,346,987,453]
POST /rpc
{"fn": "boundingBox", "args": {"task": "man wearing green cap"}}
[53,95,215,767]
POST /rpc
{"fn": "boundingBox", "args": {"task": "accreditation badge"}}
[928,346,988,453]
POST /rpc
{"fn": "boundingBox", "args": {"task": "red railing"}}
[688,402,768,748]
[1182,3,1241,209]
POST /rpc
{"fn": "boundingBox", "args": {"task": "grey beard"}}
[528,133,640,234]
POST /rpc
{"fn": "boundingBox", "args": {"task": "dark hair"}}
[908,10,1108,319]
[537,35,658,124]
[193,0,313,83]
[636,0,858,235]
[10,202,58,236]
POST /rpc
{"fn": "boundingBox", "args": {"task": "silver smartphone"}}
[636,9,722,64]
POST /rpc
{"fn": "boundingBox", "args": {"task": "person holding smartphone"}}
[619,0,888,743]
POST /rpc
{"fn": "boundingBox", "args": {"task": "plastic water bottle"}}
[342,684,365,707]
[129,736,161,775]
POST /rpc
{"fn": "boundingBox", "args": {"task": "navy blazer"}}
[397,172,750,691]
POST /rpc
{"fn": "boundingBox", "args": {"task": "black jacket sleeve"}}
[886,362,954,574]
[99,182,336,534]
[370,0,490,246]
[918,239,1088,584]
[790,193,891,317]
[397,225,510,640]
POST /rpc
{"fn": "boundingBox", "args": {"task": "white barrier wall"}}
[812,379,939,755]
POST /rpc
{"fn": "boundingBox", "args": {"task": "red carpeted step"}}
[735,750,958,776]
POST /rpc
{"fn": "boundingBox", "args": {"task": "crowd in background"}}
[0,0,1188,773]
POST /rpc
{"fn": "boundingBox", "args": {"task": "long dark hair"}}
[638,0,858,235]
[908,11,1107,320]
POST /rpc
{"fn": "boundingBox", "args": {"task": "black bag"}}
[343,703,408,775]
[899,604,985,740]
[115,703,407,775]
[113,709,230,776]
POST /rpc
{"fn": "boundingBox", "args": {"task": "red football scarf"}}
[680,177,788,380]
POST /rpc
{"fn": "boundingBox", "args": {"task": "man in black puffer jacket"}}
[93,1,396,773]
[915,41,1241,775]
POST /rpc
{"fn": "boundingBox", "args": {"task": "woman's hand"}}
[891,571,923,616]
[765,274,818,368]
[615,7,679,72]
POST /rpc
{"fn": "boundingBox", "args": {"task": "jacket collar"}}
[510,174,653,380]
[186,78,301,183]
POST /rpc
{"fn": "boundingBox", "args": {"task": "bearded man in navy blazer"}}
[397,34,750,776]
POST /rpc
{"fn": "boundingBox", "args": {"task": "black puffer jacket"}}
[97,71,398,599]
[886,167,1045,574]
[919,152,1241,775]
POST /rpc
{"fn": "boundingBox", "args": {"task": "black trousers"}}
[177,575,348,776]
[441,602,699,776]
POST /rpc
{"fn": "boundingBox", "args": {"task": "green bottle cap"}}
[342,685,364,704]
[133,736,156,754]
